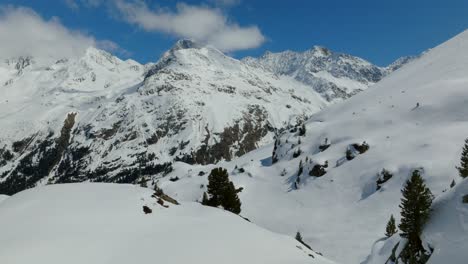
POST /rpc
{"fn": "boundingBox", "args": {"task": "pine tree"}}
[450,179,456,189]
[295,231,303,242]
[204,167,241,214]
[299,123,306,136]
[139,178,147,188]
[295,231,312,250]
[385,215,397,237]
[456,138,468,178]
[297,159,303,176]
[221,182,242,214]
[398,169,433,259]
[201,192,210,205]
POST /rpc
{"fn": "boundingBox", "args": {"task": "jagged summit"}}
[243,46,387,102]
[170,39,204,51]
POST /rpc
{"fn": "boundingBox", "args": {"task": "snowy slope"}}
[0,183,336,264]
[243,46,413,102]
[362,179,468,264]
[154,30,468,263]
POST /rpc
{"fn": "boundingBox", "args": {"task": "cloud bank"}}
[113,1,264,52]
[0,6,124,60]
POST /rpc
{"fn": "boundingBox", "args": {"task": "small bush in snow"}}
[346,149,355,161]
[169,176,179,182]
[463,195,468,204]
[293,148,302,158]
[309,164,327,177]
[376,169,393,190]
[142,205,152,214]
[352,141,370,154]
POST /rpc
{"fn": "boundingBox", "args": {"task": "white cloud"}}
[0,6,126,61]
[114,1,265,52]
[97,39,131,57]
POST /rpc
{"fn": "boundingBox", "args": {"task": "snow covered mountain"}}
[243,47,414,102]
[0,40,331,194]
[0,183,337,264]
[152,31,468,263]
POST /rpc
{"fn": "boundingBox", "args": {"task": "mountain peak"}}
[170,39,204,52]
[310,45,332,56]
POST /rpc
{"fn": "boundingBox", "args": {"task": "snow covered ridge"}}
[243,46,416,102]
[0,183,337,264]
[0,38,401,195]
[152,30,468,263]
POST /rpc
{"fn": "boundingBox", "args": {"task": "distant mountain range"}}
[0,39,412,194]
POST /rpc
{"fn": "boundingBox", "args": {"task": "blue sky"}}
[1,0,468,66]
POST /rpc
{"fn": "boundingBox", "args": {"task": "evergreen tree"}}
[297,160,303,176]
[385,215,398,237]
[139,177,147,188]
[450,179,456,189]
[295,231,312,250]
[221,182,242,214]
[456,138,468,178]
[204,167,242,214]
[201,192,210,205]
[295,231,303,242]
[398,170,433,259]
[298,123,306,136]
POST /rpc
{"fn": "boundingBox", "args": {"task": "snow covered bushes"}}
[352,141,370,154]
[142,205,152,214]
[376,168,393,190]
[202,168,242,214]
[346,141,369,161]
[309,161,328,177]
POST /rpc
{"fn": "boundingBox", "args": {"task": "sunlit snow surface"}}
[0,183,336,264]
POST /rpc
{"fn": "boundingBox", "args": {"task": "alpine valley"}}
[1,28,468,264]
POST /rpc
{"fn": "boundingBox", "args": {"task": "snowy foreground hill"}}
[0,39,400,195]
[155,31,468,263]
[0,183,336,264]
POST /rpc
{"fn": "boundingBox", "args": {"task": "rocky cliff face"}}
[243,46,413,102]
